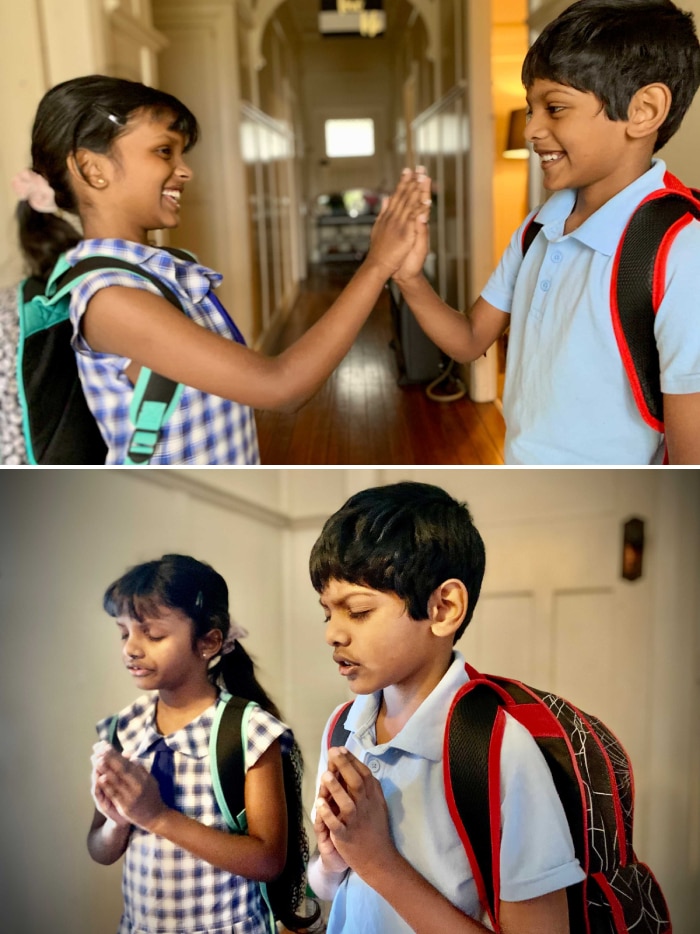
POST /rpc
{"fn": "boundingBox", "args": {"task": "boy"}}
[392,0,700,464]
[308,482,584,933]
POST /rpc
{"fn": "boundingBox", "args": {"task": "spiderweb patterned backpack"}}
[328,662,672,934]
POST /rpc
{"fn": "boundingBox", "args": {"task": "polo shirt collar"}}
[535,158,667,257]
[344,651,470,762]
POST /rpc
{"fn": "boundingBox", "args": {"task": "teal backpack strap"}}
[123,369,184,465]
[210,694,276,934]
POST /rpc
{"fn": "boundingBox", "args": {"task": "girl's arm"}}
[316,748,570,934]
[80,173,431,412]
[87,741,132,864]
[96,741,287,880]
[87,808,132,864]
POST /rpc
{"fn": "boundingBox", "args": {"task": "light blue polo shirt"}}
[310,652,584,933]
[482,159,700,464]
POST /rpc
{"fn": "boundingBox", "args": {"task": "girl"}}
[88,554,319,934]
[15,75,430,464]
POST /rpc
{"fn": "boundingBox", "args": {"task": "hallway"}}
[254,265,505,464]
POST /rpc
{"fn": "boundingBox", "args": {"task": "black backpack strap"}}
[58,257,186,464]
[612,190,700,432]
[107,714,122,751]
[445,681,505,931]
[327,701,353,748]
[521,215,543,257]
[210,694,254,833]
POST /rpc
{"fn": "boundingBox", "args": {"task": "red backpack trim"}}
[523,172,700,442]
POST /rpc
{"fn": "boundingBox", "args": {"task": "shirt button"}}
[551,251,562,263]
[367,757,381,774]
[540,280,551,292]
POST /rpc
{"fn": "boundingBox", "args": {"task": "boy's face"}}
[319,578,442,697]
[525,79,640,204]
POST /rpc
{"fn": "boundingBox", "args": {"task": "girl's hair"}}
[103,553,319,933]
[19,75,199,280]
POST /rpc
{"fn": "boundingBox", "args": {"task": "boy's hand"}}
[313,780,349,874]
[92,744,169,831]
[314,747,395,881]
[366,169,431,280]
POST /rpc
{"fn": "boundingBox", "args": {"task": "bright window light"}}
[325,118,375,158]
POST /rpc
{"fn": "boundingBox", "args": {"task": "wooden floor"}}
[254,264,505,465]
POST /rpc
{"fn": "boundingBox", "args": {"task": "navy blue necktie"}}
[150,738,177,810]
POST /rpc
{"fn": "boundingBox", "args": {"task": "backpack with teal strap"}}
[107,692,311,934]
[17,253,186,465]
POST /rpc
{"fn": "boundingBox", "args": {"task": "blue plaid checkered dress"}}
[67,239,260,464]
[96,693,292,934]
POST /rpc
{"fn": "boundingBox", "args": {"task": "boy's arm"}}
[663,392,700,464]
[318,748,571,934]
[392,272,510,363]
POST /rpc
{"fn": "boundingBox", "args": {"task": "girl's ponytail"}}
[16,200,80,282]
[216,643,282,719]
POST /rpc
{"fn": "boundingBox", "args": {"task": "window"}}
[324,118,375,158]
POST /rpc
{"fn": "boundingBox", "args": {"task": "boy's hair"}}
[103,554,317,932]
[309,481,486,641]
[522,0,700,152]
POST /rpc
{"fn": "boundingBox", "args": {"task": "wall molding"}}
[118,469,332,530]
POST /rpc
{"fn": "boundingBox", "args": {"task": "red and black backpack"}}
[521,171,700,437]
[328,663,671,934]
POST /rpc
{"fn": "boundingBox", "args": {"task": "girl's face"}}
[116,605,210,695]
[92,109,193,243]
[524,78,639,208]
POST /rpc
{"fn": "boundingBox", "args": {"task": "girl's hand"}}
[366,169,431,279]
[314,747,395,881]
[94,746,169,831]
[91,741,130,827]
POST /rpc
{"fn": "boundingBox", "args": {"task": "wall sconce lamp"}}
[621,517,645,581]
[503,108,529,159]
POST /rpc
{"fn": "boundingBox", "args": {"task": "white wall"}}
[1,468,698,933]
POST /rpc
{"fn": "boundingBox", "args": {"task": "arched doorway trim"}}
[249,0,437,71]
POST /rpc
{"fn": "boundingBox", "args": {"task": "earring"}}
[97,178,105,186]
